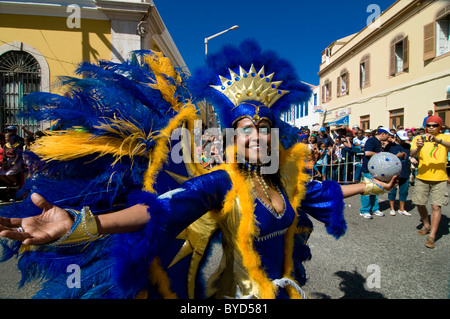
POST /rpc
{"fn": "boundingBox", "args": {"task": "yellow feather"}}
[142,104,198,193]
[31,130,141,163]
[145,52,183,112]
[279,143,310,299]
[148,257,178,299]
[218,161,277,299]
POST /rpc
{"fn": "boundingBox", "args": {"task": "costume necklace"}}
[245,162,285,218]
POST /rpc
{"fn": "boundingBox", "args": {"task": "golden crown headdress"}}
[210,64,289,108]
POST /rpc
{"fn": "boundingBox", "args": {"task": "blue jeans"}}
[360,172,380,213]
[388,177,409,202]
[354,163,362,182]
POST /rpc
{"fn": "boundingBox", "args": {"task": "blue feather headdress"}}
[189,39,311,148]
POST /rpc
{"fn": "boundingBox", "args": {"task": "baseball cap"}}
[319,127,327,132]
[396,130,409,141]
[377,126,394,135]
[6,125,16,131]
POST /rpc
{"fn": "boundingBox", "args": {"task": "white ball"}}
[368,152,402,182]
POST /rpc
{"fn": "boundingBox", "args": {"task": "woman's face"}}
[407,131,413,139]
[235,118,271,163]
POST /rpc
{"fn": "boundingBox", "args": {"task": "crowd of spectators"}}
[197,121,450,187]
[0,125,42,202]
[299,123,450,184]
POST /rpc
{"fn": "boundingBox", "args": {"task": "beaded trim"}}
[48,207,100,248]
[48,209,79,246]
[255,228,288,242]
[252,185,287,219]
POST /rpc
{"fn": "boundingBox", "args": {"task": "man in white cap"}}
[385,130,412,216]
[360,127,394,218]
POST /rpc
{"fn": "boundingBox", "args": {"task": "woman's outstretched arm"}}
[0,170,233,245]
[340,175,398,198]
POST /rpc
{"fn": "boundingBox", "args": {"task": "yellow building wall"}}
[0,13,111,93]
[320,0,450,129]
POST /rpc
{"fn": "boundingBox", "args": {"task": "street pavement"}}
[0,185,448,299]
[302,185,449,299]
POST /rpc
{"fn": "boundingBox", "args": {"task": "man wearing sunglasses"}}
[410,115,450,248]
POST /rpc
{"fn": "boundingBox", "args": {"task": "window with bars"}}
[0,50,41,135]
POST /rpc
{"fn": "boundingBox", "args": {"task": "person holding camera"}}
[410,116,450,248]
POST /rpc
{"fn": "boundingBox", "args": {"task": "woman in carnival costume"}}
[0,40,395,299]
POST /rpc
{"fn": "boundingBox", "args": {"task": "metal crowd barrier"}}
[311,147,364,184]
[311,147,448,185]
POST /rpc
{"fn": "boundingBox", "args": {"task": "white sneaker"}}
[373,210,384,217]
[360,213,373,219]
[398,210,412,216]
[390,210,396,216]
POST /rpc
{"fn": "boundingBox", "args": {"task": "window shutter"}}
[322,85,325,102]
[346,72,350,95]
[365,58,370,86]
[389,43,395,76]
[337,76,341,97]
[329,81,332,101]
[402,36,409,71]
[423,22,436,61]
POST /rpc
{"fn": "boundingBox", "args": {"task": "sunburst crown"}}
[210,64,289,108]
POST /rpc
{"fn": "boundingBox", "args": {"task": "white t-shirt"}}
[353,136,368,147]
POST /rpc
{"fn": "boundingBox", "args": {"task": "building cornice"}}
[0,0,156,21]
[95,0,150,21]
[318,0,431,78]
[0,0,109,20]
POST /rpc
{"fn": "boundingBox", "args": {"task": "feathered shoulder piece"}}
[10,50,198,217]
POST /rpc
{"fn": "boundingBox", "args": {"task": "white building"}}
[282,82,322,130]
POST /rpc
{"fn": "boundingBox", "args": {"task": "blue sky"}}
[153,0,396,85]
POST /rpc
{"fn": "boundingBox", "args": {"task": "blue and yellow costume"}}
[0,40,347,299]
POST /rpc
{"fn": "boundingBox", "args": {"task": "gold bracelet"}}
[19,207,100,253]
[48,206,100,247]
[362,177,385,196]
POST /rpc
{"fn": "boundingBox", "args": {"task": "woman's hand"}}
[373,175,399,191]
[341,175,399,198]
[0,193,74,245]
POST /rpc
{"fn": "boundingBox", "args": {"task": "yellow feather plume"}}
[145,52,183,112]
